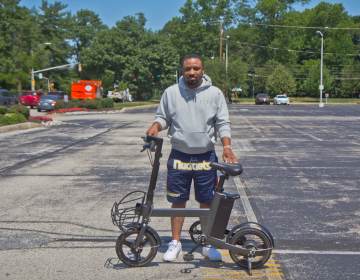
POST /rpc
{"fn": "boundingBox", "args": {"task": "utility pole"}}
[31,68,35,91]
[219,19,223,61]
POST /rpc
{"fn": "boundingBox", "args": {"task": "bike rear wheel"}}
[229,227,272,269]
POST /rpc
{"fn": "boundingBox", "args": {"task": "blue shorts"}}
[166,149,218,204]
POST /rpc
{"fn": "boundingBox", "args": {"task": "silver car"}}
[273,95,290,105]
[37,95,61,112]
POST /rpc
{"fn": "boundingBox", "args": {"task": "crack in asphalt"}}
[0,122,132,176]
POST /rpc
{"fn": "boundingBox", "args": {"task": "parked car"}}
[255,93,270,105]
[19,90,43,108]
[0,89,18,106]
[37,94,62,112]
[48,91,66,97]
[273,95,290,105]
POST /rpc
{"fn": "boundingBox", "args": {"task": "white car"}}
[273,95,290,105]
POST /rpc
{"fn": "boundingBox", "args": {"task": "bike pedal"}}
[183,253,194,261]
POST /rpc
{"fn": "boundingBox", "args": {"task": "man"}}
[146,54,237,262]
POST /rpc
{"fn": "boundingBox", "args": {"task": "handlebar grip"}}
[141,135,163,152]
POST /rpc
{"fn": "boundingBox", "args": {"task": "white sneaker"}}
[202,245,222,261]
[163,240,182,262]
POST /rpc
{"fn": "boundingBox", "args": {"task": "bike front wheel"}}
[116,228,159,267]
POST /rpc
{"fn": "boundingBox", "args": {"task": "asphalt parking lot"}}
[228,104,360,280]
[0,104,359,280]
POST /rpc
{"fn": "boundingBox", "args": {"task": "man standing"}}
[146,54,237,262]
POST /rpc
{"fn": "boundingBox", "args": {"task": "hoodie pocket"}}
[171,130,212,149]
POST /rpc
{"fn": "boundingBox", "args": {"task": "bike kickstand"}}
[247,249,256,276]
[183,243,202,261]
[247,258,253,276]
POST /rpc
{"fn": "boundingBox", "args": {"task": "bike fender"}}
[146,225,161,246]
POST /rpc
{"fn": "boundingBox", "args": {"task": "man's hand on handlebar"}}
[146,122,161,136]
[222,147,238,164]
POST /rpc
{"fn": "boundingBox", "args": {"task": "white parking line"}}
[274,249,360,255]
[278,123,323,141]
[242,117,262,134]
[233,176,258,223]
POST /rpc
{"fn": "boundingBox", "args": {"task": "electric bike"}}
[111,135,274,275]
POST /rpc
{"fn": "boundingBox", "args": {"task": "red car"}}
[19,91,43,108]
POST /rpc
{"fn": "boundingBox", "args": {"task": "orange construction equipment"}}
[71,80,102,99]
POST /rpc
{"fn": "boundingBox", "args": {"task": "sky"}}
[20,0,360,31]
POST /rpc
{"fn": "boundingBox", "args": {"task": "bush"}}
[100,98,114,108]
[0,113,27,126]
[0,106,8,115]
[54,98,114,110]
[8,105,30,119]
[82,99,100,109]
[55,100,68,109]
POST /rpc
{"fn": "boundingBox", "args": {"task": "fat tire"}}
[229,227,272,269]
[226,222,274,247]
[116,228,158,267]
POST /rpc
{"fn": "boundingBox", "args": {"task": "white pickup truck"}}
[107,89,133,102]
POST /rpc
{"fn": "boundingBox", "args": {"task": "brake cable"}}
[147,149,154,166]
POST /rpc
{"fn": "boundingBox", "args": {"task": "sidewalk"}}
[0,121,42,133]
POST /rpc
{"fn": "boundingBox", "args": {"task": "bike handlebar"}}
[141,135,163,152]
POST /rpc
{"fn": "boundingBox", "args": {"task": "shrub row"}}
[54,98,114,110]
[0,105,29,126]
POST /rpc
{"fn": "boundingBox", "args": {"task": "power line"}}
[240,22,360,31]
[247,72,360,81]
[236,41,360,57]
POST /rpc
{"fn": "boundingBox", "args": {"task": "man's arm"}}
[221,136,238,163]
[214,92,238,163]
[145,90,170,136]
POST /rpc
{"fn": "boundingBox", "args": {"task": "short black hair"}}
[180,54,204,67]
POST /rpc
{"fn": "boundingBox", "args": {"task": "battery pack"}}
[203,192,238,239]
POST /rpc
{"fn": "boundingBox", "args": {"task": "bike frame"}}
[134,136,269,257]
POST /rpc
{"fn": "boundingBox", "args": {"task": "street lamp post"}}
[31,42,52,91]
[225,35,231,102]
[248,68,255,99]
[316,31,324,108]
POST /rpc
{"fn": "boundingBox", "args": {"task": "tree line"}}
[1,0,359,100]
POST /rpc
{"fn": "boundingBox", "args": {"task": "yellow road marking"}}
[201,251,284,280]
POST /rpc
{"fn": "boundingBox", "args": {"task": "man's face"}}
[182,58,204,89]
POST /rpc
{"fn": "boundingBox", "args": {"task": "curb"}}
[50,104,159,115]
[0,122,43,134]
[120,104,158,112]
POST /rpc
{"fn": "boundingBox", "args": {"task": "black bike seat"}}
[222,192,240,200]
[210,162,243,176]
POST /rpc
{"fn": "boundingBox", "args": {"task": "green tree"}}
[339,64,360,98]
[162,0,235,59]
[298,60,333,97]
[70,9,107,64]
[0,0,41,90]
[81,13,179,100]
[266,64,296,96]
[34,1,73,91]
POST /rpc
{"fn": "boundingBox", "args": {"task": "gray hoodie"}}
[154,74,231,154]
